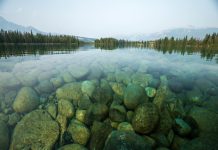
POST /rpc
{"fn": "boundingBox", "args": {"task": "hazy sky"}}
[0,0,218,38]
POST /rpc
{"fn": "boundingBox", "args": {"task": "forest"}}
[0,29,80,45]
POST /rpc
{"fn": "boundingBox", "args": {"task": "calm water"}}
[0,45,218,150]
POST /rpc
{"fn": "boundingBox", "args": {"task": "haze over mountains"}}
[1,16,218,41]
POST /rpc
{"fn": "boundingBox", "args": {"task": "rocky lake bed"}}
[0,47,218,150]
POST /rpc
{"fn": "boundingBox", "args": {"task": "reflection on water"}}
[0,45,218,150]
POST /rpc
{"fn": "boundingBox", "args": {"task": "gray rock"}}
[50,77,64,88]
[67,119,90,145]
[35,80,54,94]
[61,71,76,83]
[124,84,148,109]
[0,72,20,89]
[104,131,152,150]
[68,65,89,79]
[0,121,9,150]
[13,87,39,113]
[10,110,59,150]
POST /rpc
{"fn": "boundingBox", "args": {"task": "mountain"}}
[0,16,95,42]
[116,28,218,41]
[0,16,45,34]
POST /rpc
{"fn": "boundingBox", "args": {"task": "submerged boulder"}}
[68,65,89,79]
[67,119,90,145]
[0,72,20,89]
[58,99,75,118]
[13,87,39,113]
[0,121,9,150]
[81,80,96,97]
[124,84,147,110]
[132,103,159,134]
[58,144,88,150]
[104,131,152,150]
[89,121,113,150]
[10,109,59,150]
[56,82,82,101]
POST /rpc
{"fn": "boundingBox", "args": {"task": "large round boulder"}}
[58,144,88,150]
[104,131,152,150]
[68,65,89,79]
[13,87,39,113]
[124,84,147,110]
[132,103,159,134]
[10,109,59,150]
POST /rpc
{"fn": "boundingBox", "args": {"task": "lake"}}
[0,45,218,150]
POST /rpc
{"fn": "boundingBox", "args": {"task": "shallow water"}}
[0,45,218,149]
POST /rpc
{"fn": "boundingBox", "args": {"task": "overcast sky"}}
[0,0,218,38]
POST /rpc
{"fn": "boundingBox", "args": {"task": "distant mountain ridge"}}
[0,16,95,42]
[116,28,218,41]
[0,16,45,34]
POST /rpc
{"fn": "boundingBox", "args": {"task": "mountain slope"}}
[0,16,44,34]
[117,28,218,41]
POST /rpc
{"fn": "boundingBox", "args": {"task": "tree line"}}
[0,29,80,45]
[95,38,147,49]
[149,33,218,51]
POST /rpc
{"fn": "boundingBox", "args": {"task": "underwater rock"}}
[104,131,152,150]
[4,90,17,106]
[67,119,90,145]
[203,97,218,114]
[110,82,126,98]
[126,110,134,122]
[38,70,57,81]
[78,94,92,110]
[171,135,189,150]
[81,80,96,97]
[58,144,88,150]
[35,80,54,94]
[92,80,113,105]
[61,71,76,83]
[117,122,134,132]
[180,133,218,150]
[153,76,174,110]
[0,72,20,89]
[150,133,170,147]
[15,70,39,86]
[10,109,59,150]
[186,87,204,105]
[68,65,89,79]
[50,77,64,88]
[76,109,87,123]
[106,73,116,82]
[188,106,218,135]
[85,103,109,125]
[173,118,191,137]
[124,83,147,110]
[56,82,82,101]
[0,121,9,150]
[89,121,113,150]
[46,103,57,119]
[115,70,131,85]
[109,103,126,122]
[0,113,8,122]
[145,87,156,98]
[13,87,39,113]
[155,106,173,134]
[56,114,68,146]
[132,102,159,134]
[8,112,21,126]
[168,78,183,93]
[131,73,153,88]
[58,99,75,118]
